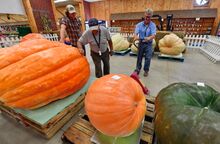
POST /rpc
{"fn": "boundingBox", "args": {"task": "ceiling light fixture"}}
[54,0,68,3]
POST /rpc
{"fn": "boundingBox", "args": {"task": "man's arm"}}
[77,41,85,55]
[144,35,155,41]
[134,24,140,41]
[60,24,66,43]
[105,29,113,56]
[108,39,113,56]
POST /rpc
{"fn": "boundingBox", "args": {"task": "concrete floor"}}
[0,48,220,144]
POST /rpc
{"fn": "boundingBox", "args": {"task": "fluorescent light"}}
[54,0,68,3]
[84,0,103,2]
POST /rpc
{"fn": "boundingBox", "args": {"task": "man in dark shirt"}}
[60,5,85,55]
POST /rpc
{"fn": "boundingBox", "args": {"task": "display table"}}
[0,77,95,139]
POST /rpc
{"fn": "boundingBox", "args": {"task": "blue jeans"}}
[136,42,153,73]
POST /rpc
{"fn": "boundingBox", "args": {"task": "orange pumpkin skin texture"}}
[0,39,90,109]
[85,74,146,137]
[20,33,45,42]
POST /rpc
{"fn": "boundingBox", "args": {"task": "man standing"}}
[77,18,113,78]
[134,8,156,77]
[60,5,85,55]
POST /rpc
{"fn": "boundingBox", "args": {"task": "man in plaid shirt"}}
[60,5,85,55]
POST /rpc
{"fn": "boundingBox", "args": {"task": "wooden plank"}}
[45,100,84,138]
[63,95,156,144]
[141,133,153,144]
[44,94,85,129]
[51,0,58,30]
[22,0,38,32]
[63,126,93,144]
[0,94,85,139]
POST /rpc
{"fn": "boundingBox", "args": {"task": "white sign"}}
[0,0,25,15]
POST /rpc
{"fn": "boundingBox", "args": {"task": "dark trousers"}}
[91,50,110,78]
[136,42,153,72]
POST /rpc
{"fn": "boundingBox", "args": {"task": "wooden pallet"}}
[0,94,85,139]
[113,48,131,56]
[62,96,156,144]
[158,53,184,62]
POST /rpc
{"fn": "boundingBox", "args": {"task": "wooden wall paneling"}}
[79,0,86,31]
[145,0,152,9]
[89,0,220,35]
[83,1,91,20]
[169,0,181,10]
[90,1,105,20]
[151,0,165,11]
[122,0,137,13]
[163,0,171,10]
[109,0,123,14]
[138,0,147,12]
[180,0,194,10]
[104,0,110,24]
[210,0,220,34]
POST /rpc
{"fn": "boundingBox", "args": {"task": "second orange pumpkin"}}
[85,74,146,137]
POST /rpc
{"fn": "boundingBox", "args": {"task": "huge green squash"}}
[155,83,220,144]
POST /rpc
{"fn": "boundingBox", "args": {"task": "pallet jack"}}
[130,71,149,95]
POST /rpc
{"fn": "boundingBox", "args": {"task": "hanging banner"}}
[0,0,25,15]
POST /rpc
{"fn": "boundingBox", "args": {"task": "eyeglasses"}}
[145,16,151,19]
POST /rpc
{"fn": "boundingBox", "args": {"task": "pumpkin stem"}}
[134,102,138,107]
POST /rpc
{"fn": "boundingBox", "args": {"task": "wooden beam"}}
[79,0,86,31]
[51,0,59,30]
[22,0,38,32]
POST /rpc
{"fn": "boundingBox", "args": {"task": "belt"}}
[139,39,152,44]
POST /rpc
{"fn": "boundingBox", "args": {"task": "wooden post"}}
[51,0,59,30]
[22,0,38,32]
[79,0,86,31]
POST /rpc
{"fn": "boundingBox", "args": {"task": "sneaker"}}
[144,71,148,77]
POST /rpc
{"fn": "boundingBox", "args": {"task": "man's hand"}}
[143,36,151,42]
[79,48,84,55]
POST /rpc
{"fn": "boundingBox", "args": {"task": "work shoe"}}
[144,71,148,77]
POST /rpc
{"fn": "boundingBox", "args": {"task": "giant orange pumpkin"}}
[0,39,90,109]
[20,33,45,42]
[85,74,146,137]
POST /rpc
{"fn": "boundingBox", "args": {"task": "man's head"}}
[144,8,153,24]
[88,18,99,34]
[66,5,76,19]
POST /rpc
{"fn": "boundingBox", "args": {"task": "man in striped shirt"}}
[60,5,85,55]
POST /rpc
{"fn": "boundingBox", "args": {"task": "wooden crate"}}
[62,96,156,144]
[0,94,85,139]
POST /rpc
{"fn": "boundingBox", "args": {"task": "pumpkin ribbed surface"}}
[112,34,130,51]
[155,83,220,144]
[0,39,90,109]
[20,33,44,42]
[159,33,185,55]
[85,74,146,137]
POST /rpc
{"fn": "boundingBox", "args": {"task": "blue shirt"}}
[135,21,156,40]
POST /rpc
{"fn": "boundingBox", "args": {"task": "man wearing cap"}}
[134,8,156,77]
[77,18,113,78]
[60,5,85,55]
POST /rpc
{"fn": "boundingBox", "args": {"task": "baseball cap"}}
[66,5,76,14]
[88,18,99,31]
